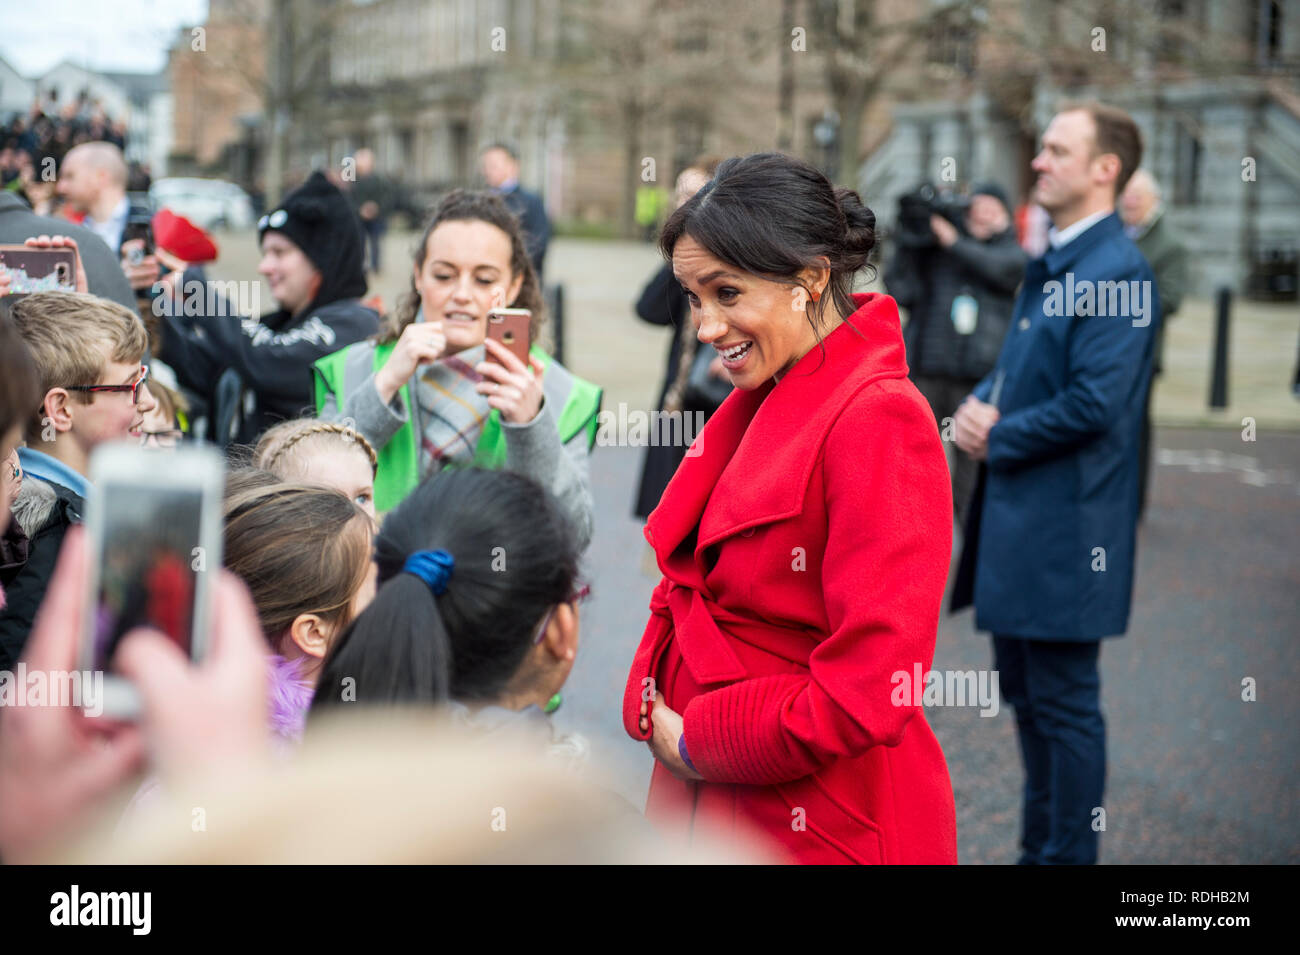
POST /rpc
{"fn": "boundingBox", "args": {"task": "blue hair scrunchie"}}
[403,549,454,596]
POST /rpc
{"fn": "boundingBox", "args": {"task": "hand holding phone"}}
[0,520,270,861]
[0,528,145,862]
[477,308,546,424]
[119,238,161,296]
[0,243,78,294]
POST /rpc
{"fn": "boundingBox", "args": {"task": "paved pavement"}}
[207,230,1299,862]
[935,425,1299,863]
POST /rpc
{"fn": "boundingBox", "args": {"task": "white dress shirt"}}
[84,195,130,254]
[1047,209,1110,250]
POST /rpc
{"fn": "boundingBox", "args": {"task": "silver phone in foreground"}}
[80,442,224,719]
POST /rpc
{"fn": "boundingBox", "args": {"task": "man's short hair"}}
[8,291,148,439]
[481,142,519,162]
[64,141,129,191]
[1127,168,1161,200]
[1060,101,1144,198]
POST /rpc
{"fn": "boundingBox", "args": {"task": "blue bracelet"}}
[678,733,698,774]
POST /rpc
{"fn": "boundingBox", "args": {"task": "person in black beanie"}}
[157,171,380,445]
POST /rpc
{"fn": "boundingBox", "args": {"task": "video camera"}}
[896,183,971,248]
[121,191,156,300]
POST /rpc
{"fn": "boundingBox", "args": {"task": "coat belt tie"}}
[623,580,752,741]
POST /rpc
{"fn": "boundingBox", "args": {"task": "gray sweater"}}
[319,347,596,551]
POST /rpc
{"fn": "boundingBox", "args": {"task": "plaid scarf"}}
[411,319,491,472]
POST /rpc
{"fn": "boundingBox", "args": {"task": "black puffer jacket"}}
[161,295,379,443]
[0,479,82,672]
[159,171,381,444]
[886,228,1026,381]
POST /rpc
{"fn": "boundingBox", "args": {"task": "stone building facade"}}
[860,0,1300,297]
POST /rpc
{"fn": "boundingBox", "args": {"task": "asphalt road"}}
[559,425,1300,864]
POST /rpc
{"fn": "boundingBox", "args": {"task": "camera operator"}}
[886,182,1026,522]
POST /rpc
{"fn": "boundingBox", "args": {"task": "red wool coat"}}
[622,293,958,864]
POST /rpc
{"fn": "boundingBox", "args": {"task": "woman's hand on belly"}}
[641,693,704,781]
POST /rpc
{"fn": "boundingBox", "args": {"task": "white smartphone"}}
[80,442,224,719]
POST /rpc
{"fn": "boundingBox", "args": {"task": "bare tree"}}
[808,0,985,186]
[180,0,344,199]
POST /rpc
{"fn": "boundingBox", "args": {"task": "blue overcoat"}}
[951,213,1159,640]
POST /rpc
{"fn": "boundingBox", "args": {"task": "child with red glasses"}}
[310,467,591,768]
[1,290,155,670]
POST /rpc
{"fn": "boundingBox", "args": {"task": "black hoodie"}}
[159,172,380,443]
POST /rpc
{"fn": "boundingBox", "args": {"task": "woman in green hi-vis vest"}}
[314,190,602,548]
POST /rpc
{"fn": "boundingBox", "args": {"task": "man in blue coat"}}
[951,103,1158,865]
[481,143,551,279]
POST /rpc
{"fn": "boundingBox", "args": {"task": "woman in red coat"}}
[622,153,958,864]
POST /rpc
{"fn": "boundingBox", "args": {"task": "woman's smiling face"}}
[413,219,524,355]
[673,235,829,390]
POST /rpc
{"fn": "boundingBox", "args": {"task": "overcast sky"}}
[0,0,208,77]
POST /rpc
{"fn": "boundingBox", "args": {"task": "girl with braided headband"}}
[254,418,379,519]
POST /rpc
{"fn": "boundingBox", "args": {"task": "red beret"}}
[152,209,218,264]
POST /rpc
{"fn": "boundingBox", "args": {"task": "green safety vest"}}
[313,341,602,513]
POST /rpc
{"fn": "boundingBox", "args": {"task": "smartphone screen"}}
[82,445,222,719]
[90,483,203,671]
[0,246,77,293]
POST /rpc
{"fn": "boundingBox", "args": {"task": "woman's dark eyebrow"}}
[675,269,740,287]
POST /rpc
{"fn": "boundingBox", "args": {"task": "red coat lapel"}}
[644,293,910,575]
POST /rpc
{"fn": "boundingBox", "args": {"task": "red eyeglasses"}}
[533,583,592,644]
[64,365,150,404]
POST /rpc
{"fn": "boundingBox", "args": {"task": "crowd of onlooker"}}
[0,126,648,863]
[2,94,146,218]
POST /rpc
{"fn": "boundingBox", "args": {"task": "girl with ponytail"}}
[311,467,589,761]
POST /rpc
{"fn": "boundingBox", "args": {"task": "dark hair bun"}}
[834,186,876,270]
[658,152,878,325]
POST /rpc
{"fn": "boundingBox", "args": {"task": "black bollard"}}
[1292,305,1300,399]
[548,282,566,366]
[1209,286,1230,409]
